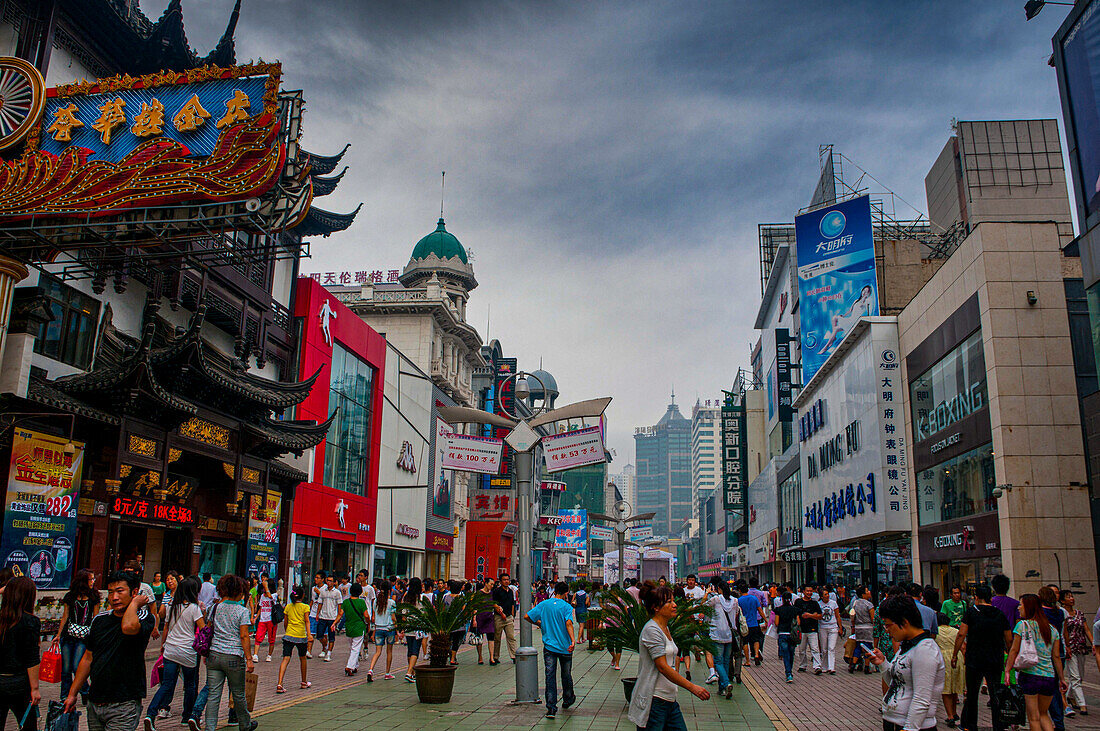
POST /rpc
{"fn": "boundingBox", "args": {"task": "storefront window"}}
[1086,282,1100,382]
[916,443,995,526]
[909,330,988,443]
[778,471,801,548]
[373,547,414,580]
[35,275,100,369]
[323,343,375,495]
[199,539,238,581]
[291,535,316,590]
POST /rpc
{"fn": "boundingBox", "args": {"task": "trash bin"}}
[515,646,540,703]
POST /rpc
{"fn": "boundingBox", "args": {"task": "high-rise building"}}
[691,401,721,530]
[635,393,692,537]
[612,463,637,510]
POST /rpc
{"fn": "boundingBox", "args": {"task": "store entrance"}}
[107,521,192,577]
[199,539,238,581]
[319,538,351,577]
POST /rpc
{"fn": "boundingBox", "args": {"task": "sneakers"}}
[685,670,691,681]
[705,671,719,685]
[324,653,332,662]
[813,668,822,675]
[1066,708,1077,718]
[266,655,272,662]
[156,709,171,720]
[367,671,373,683]
[405,674,415,683]
[251,654,259,662]
[144,717,155,731]
[562,699,574,710]
[306,651,313,659]
[725,685,733,700]
[187,720,200,731]
[785,675,794,683]
[797,667,806,673]
[383,673,394,679]
[545,711,556,719]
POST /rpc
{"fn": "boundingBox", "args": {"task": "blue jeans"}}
[189,684,208,723]
[147,658,199,721]
[204,651,249,731]
[777,634,795,678]
[640,697,686,731]
[543,650,574,713]
[60,637,87,701]
[714,642,732,690]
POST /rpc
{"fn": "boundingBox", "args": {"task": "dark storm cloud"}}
[150,0,1073,456]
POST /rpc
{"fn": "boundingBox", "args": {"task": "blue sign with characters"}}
[554,508,587,550]
[794,195,878,383]
[39,75,268,162]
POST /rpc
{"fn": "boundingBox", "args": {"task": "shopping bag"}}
[764,623,777,640]
[843,637,857,663]
[466,631,483,646]
[150,655,164,687]
[45,700,80,731]
[40,640,63,683]
[991,682,1026,727]
[227,672,259,712]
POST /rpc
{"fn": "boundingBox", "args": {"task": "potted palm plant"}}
[590,587,716,702]
[395,589,494,703]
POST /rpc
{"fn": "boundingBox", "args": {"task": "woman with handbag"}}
[0,577,40,731]
[54,568,97,704]
[1004,593,1068,731]
[1060,590,1091,715]
[144,576,205,730]
[200,575,255,731]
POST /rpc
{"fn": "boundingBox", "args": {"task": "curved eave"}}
[295,203,362,237]
[243,411,337,457]
[301,144,350,176]
[26,379,122,425]
[310,167,347,197]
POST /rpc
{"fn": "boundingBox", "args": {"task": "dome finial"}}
[440,170,446,220]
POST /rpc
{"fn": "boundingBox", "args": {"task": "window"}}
[909,330,988,443]
[323,343,376,495]
[35,276,100,369]
[916,443,995,526]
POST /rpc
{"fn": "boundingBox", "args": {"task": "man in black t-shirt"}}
[492,573,519,663]
[953,584,1011,731]
[64,570,156,731]
[793,584,823,674]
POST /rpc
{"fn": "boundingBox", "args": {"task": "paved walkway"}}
[31,629,1100,730]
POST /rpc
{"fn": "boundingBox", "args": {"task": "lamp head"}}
[514,373,531,401]
[1024,0,1044,20]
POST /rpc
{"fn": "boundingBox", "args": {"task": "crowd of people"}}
[3,563,1100,731]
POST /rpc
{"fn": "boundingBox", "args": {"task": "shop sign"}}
[554,509,587,550]
[426,530,454,552]
[721,394,747,515]
[917,512,1001,562]
[542,426,605,473]
[806,419,860,478]
[782,550,808,563]
[775,329,794,422]
[1,429,84,589]
[432,418,452,519]
[502,522,518,537]
[395,523,420,540]
[799,399,826,442]
[915,382,986,442]
[540,480,567,492]
[111,496,195,524]
[245,492,281,579]
[930,432,961,455]
[539,515,565,526]
[470,488,514,521]
[805,472,876,531]
[590,524,614,541]
[443,433,504,475]
[397,441,417,473]
[629,525,653,540]
[490,478,513,488]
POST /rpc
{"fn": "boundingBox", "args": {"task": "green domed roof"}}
[411,217,467,264]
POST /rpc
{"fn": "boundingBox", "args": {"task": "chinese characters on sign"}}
[469,488,514,520]
[442,433,504,475]
[775,329,794,422]
[721,394,747,520]
[554,509,587,550]
[307,270,402,286]
[1,429,84,589]
[245,492,281,579]
[879,348,910,516]
[111,497,195,524]
[542,426,605,473]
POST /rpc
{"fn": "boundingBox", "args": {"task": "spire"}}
[440,171,446,219]
[671,386,676,406]
[203,0,242,67]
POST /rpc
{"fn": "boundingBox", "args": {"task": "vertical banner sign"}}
[721,394,748,547]
[795,194,878,383]
[554,509,587,550]
[245,492,281,579]
[877,337,910,522]
[775,329,793,422]
[432,418,452,518]
[2,429,84,589]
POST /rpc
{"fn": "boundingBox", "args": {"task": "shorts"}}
[746,627,764,645]
[576,612,587,623]
[450,629,465,652]
[374,628,396,645]
[677,646,691,658]
[282,638,307,657]
[309,616,318,635]
[1019,672,1059,697]
[316,618,335,640]
[407,636,423,657]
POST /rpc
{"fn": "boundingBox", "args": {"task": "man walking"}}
[315,575,343,661]
[817,585,842,674]
[492,573,519,663]
[941,586,967,628]
[952,584,1011,731]
[907,582,938,635]
[64,571,156,731]
[794,584,822,674]
[525,581,576,720]
[737,581,765,665]
[198,573,217,609]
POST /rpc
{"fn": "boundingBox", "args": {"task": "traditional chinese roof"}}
[311,167,347,197]
[295,204,363,237]
[47,303,330,457]
[301,145,350,176]
[60,0,243,76]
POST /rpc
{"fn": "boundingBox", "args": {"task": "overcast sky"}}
[155,0,1071,463]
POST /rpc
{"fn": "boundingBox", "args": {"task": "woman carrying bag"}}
[54,568,98,705]
[201,575,255,731]
[144,577,205,730]
[627,581,709,730]
[341,583,369,676]
[1004,593,1068,731]
[706,578,743,698]
[0,577,41,731]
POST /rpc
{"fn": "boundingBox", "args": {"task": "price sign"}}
[442,433,504,475]
[542,426,606,473]
[111,497,195,524]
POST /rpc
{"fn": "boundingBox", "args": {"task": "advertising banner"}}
[543,426,605,473]
[432,418,453,518]
[589,524,614,541]
[540,480,567,492]
[795,195,878,383]
[554,508,587,550]
[1058,2,1100,221]
[2,429,84,589]
[245,492,281,580]
[443,433,504,475]
[629,524,654,541]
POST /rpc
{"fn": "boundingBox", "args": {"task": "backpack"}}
[193,602,218,657]
[271,600,285,625]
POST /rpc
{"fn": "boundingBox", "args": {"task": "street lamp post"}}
[589,501,655,587]
[438,374,611,704]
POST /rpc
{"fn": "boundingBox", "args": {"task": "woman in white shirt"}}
[144,576,205,729]
[368,580,398,680]
[627,581,710,730]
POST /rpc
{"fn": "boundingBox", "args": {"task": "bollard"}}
[515,646,540,703]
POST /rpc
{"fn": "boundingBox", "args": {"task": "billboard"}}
[1056,0,1100,226]
[2,429,84,589]
[554,509,587,550]
[795,195,878,383]
[432,418,452,518]
[245,492,281,580]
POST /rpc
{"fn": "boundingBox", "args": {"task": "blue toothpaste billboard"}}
[795,195,878,383]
